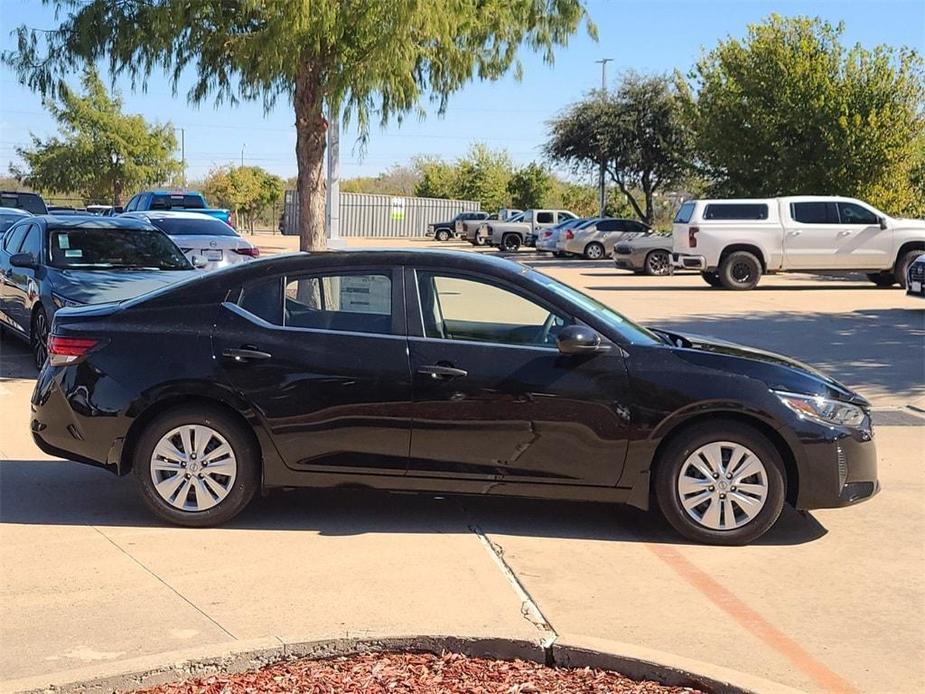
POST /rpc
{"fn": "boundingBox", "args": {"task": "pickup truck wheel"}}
[584,242,605,260]
[894,250,921,288]
[474,235,488,247]
[501,234,521,252]
[435,229,450,242]
[718,251,761,290]
[866,272,895,288]
[701,271,723,287]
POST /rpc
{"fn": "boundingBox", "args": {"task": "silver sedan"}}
[613,233,673,275]
[556,218,650,259]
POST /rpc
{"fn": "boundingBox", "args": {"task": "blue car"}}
[0,215,200,368]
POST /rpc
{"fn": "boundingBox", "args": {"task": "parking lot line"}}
[647,544,857,694]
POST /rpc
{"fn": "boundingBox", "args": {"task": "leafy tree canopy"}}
[687,14,925,216]
[412,144,513,210]
[508,162,553,209]
[203,165,284,232]
[11,68,179,205]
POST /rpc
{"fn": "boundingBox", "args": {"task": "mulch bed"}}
[133,651,706,693]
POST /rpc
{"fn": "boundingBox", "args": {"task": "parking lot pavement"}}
[2,240,924,692]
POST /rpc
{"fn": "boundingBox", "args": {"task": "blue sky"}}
[1,0,923,182]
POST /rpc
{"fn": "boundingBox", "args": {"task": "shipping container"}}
[282,190,479,237]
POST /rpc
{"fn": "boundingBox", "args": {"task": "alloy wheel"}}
[646,251,670,275]
[32,310,49,369]
[150,425,238,512]
[585,243,604,260]
[676,441,769,530]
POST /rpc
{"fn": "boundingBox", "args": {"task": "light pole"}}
[240,143,245,167]
[594,58,613,218]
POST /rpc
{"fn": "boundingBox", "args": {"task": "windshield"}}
[49,227,192,270]
[0,212,28,233]
[529,270,660,345]
[149,216,237,236]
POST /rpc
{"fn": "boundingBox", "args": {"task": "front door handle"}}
[418,364,468,379]
[223,347,272,362]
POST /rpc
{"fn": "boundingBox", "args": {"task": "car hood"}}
[893,217,925,230]
[653,328,868,406]
[48,268,201,305]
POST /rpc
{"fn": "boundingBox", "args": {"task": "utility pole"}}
[180,128,186,185]
[325,104,343,247]
[240,143,245,168]
[595,58,613,218]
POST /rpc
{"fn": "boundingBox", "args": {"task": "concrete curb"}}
[2,633,803,694]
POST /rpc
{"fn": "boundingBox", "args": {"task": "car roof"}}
[34,214,159,231]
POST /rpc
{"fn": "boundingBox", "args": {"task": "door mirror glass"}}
[9,252,36,269]
[556,325,604,354]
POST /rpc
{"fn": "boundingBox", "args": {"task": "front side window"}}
[837,202,879,225]
[284,273,392,334]
[791,202,838,224]
[702,203,768,220]
[48,227,191,270]
[2,223,28,253]
[416,272,569,348]
[19,225,42,259]
[536,212,554,224]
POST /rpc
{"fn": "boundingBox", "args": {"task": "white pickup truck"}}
[672,196,925,290]
[483,209,578,252]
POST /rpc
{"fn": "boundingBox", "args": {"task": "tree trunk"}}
[294,64,328,252]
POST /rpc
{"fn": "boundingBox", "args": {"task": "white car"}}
[122,210,259,271]
[672,196,925,289]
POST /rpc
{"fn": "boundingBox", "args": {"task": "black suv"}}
[1,191,48,215]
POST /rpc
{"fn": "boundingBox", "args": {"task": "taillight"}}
[233,246,260,257]
[565,230,574,240]
[688,226,700,248]
[47,336,99,367]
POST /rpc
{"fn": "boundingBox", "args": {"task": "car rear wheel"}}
[31,307,49,370]
[894,249,921,288]
[133,406,259,527]
[501,234,521,252]
[866,271,895,288]
[435,229,451,242]
[655,422,786,545]
[584,242,605,260]
[644,250,671,276]
[718,251,761,290]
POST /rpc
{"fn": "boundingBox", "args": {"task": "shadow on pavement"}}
[0,333,36,380]
[649,308,925,403]
[0,458,827,546]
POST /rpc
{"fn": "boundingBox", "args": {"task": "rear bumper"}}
[672,252,707,270]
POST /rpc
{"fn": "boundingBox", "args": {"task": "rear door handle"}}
[223,347,272,362]
[417,364,468,379]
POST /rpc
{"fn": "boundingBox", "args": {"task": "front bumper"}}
[613,253,638,271]
[672,252,707,270]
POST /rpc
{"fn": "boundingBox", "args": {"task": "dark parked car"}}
[426,211,489,242]
[907,253,925,298]
[1,190,48,215]
[0,215,199,368]
[32,250,879,544]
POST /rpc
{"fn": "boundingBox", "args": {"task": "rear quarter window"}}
[702,203,769,220]
[674,201,696,224]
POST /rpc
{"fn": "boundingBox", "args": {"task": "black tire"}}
[894,249,922,288]
[553,251,567,258]
[501,234,521,252]
[700,271,723,287]
[133,405,260,527]
[31,307,49,370]
[644,250,671,276]
[654,421,786,545]
[718,251,761,290]
[584,242,606,260]
[435,228,450,242]
[866,271,895,288]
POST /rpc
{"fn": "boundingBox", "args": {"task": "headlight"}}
[52,292,83,309]
[774,391,866,428]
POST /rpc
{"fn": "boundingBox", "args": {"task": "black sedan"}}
[0,215,199,368]
[31,250,879,544]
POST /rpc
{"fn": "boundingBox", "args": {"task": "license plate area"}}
[205,249,223,261]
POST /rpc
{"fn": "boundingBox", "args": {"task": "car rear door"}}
[213,265,413,477]
[405,267,630,486]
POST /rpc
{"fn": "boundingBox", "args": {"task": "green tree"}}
[5,1,594,250]
[545,72,692,225]
[204,165,284,233]
[11,68,179,205]
[507,162,552,209]
[687,14,925,216]
[342,164,420,196]
[454,144,513,211]
[413,157,458,199]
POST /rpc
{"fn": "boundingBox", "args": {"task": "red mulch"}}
[132,651,705,693]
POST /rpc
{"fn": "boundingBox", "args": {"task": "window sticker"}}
[58,235,70,249]
[64,249,83,258]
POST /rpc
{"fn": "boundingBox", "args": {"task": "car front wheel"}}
[435,229,451,242]
[644,250,671,276]
[654,422,786,545]
[133,406,259,527]
[894,249,921,288]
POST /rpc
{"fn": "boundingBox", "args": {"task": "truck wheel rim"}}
[731,261,753,282]
[677,441,768,530]
[150,425,237,512]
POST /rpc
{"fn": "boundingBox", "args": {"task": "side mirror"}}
[878,216,888,230]
[9,252,36,269]
[191,255,208,269]
[557,325,606,355]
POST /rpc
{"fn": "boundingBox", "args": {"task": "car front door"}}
[406,268,631,486]
[783,201,845,269]
[834,201,892,269]
[213,266,413,477]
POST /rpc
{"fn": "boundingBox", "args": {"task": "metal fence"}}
[282,190,480,238]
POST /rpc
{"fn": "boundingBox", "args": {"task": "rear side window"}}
[702,203,768,220]
[285,274,392,334]
[792,202,838,224]
[597,219,619,232]
[239,278,283,325]
[674,201,696,223]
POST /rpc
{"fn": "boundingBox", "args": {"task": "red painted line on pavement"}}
[648,544,858,694]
